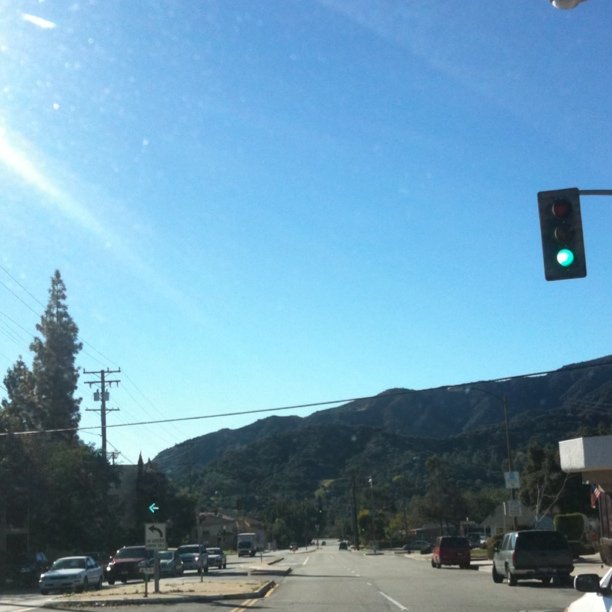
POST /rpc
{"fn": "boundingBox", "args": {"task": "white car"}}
[565,569,612,611]
[39,555,103,594]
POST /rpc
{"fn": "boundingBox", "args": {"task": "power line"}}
[2,358,611,439]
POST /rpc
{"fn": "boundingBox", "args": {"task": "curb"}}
[45,580,278,608]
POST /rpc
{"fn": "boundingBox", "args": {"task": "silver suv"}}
[176,544,208,574]
[492,530,573,586]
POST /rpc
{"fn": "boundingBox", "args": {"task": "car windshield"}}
[441,537,468,547]
[116,548,147,559]
[1,3,611,610]
[158,551,173,560]
[52,558,86,570]
[518,532,568,550]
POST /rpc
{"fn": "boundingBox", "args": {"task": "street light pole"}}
[448,385,518,530]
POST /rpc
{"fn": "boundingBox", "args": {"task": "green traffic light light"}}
[556,248,575,267]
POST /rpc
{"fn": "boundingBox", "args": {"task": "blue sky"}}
[0,0,610,463]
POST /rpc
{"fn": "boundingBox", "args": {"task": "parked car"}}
[206,547,227,569]
[176,544,208,574]
[467,533,485,549]
[10,552,50,587]
[402,540,432,553]
[491,529,573,586]
[39,556,103,594]
[566,569,612,611]
[105,546,154,585]
[158,550,184,577]
[431,536,471,569]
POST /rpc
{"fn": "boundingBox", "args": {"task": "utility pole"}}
[85,368,121,460]
[351,474,360,550]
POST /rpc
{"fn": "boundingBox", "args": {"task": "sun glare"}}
[21,14,57,30]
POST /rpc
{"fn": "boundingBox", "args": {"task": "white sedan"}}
[565,569,612,611]
[39,555,103,594]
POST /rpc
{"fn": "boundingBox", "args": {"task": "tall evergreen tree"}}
[1,358,39,431]
[30,270,82,436]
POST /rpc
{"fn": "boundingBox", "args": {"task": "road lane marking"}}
[230,598,258,612]
[379,590,409,611]
[303,556,310,566]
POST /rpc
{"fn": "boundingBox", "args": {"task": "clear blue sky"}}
[1,0,610,463]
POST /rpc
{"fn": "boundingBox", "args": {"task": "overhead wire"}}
[0,267,186,456]
[2,359,612,439]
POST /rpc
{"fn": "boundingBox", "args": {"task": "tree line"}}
[0,272,606,569]
[0,271,194,580]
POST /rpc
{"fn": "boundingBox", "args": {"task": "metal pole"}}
[502,396,518,530]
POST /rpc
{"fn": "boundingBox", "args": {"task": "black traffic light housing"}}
[537,187,587,281]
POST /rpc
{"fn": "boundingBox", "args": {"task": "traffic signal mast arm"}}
[578,190,612,196]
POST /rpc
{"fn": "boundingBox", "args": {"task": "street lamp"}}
[447,385,518,529]
[548,0,588,8]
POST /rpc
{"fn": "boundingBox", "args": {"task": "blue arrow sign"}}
[149,502,159,513]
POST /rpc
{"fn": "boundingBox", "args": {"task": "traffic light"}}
[537,188,587,281]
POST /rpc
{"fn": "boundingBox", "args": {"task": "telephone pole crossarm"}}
[84,368,121,460]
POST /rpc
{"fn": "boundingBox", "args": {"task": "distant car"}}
[431,536,470,569]
[105,546,154,585]
[39,556,103,594]
[158,550,183,577]
[206,547,227,569]
[466,533,484,549]
[176,544,208,574]
[338,541,349,550]
[492,530,573,586]
[402,540,432,553]
[566,569,612,611]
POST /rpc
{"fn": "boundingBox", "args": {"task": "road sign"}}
[504,471,520,489]
[145,522,167,550]
[149,502,159,513]
[504,500,522,517]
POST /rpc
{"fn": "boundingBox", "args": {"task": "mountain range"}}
[152,355,612,518]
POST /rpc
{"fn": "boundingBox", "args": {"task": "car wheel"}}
[108,579,115,585]
[492,565,503,584]
[41,589,49,595]
[96,576,103,590]
[506,566,517,586]
[541,577,551,585]
[223,562,227,569]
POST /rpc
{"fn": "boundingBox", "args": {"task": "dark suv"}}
[492,530,573,586]
[105,546,154,585]
[431,536,471,569]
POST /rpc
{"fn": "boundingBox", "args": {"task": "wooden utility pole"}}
[84,368,121,460]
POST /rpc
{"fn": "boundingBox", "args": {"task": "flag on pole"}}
[590,484,602,509]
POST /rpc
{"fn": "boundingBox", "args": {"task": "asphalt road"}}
[0,547,594,611]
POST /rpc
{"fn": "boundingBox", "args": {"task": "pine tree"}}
[1,358,39,431]
[30,270,82,436]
